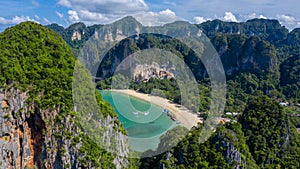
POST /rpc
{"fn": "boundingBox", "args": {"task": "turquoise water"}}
[99,90,175,152]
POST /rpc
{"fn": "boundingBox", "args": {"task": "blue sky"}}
[1,0,300,31]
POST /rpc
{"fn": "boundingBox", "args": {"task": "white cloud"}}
[256,14,266,19]
[68,10,80,22]
[134,9,179,26]
[160,9,175,16]
[163,1,177,6]
[58,0,180,26]
[43,18,51,24]
[34,15,40,20]
[276,14,299,30]
[193,16,209,24]
[224,12,237,22]
[56,11,64,20]
[277,14,296,24]
[57,0,72,8]
[243,13,267,20]
[58,0,148,15]
[77,10,109,22]
[0,16,37,25]
[32,0,39,7]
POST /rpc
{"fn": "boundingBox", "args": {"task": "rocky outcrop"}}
[212,35,278,78]
[133,63,175,82]
[0,87,67,169]
[71,31,82,41]
[91,16,141,43]
[102,115,129,168]
[217,142,243,168]
[286,28,300,45]
[214,130,245,169]
[0,87,129,169]
[197,18,289,42]
[0,21,131,169]
[0,88,34,169]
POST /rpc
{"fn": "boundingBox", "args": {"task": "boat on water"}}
[163,109,177,121]
[144,112,149,115]
[163,109,171,115]
[170,116,176,121]
[133,111,139,115]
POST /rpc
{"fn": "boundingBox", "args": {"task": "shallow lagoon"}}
[99,90,176,152]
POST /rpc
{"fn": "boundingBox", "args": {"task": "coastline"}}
[109,89,201,129]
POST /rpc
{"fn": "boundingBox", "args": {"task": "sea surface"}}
[99,90,176,152]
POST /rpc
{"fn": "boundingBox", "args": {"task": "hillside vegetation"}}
[0,22,133,169]
[0,17,299,168]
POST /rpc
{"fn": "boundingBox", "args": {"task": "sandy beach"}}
[110,89,201,129]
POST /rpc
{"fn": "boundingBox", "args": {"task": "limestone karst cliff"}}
[0,22,130,169]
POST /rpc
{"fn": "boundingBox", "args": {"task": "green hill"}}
[1,17,299,168]
[0,22,131,169]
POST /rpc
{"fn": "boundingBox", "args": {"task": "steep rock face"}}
[0,88,129,169]
[49,17,283,82]
[280,54,300,99]
[71,31,82,41]
[64,22,87,42]
[93,16,141,43]
[286,28,300,46]
[95,32,207,81]
[153,124,259,169]
[133,63,175,82]
[0,22,130,169]
[47,17,139,51]
[211,34,278,77]
[47,22,103,52]
[198,18,288,42]
[214,131,244,169]
[0,88,34,169]
[0,87,77,169]
[101,115,129,168]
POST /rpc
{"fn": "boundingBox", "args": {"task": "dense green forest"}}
[0,22,134,168]
[93,32,295,112]
[140,97,300,169]
[0,17,299,168]
[48,17,300,168]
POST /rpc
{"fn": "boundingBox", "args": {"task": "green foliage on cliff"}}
[140,123,259,169]
[96,33,205,80]
[211,34,279,78]
[197,18,289,43]
[45,17,300,168]
[239,96,300,168]
[0,21,76,110]
[280,54,300,101]
[0,22,128,168]
[139,96,300,169]
[47,22,103,55]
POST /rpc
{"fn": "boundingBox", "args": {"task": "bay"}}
[99,90,176,152]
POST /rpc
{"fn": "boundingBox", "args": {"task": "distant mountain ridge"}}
[0,17,299,169]
[47,17,283,77]
[46,17,300,99]
[47,17,291,49]
[197,19,288,41]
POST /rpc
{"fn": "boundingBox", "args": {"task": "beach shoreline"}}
[109,89,201,129]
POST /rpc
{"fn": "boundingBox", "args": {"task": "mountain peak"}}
[112,16,142,27]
